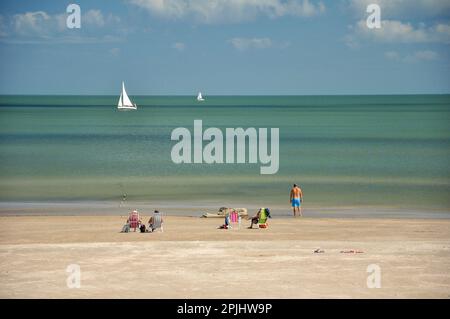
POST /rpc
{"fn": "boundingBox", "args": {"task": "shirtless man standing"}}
[290,184,303,217]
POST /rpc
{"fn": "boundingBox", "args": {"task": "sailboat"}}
[197,92,205,102]
[117,82,137,110]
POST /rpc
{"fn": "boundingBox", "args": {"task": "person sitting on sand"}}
[218,214,231,229]
[121,221,130,233]
[248,208,271,229]
[126,210,142,232]
[248,208,261,229]
[148,210,164,232]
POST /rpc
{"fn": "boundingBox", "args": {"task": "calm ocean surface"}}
[0,95,449,213]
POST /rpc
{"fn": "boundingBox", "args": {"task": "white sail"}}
[121,82,133,106]
[197,92,204,101]
[117,92,123,107]
[117,81,137,110]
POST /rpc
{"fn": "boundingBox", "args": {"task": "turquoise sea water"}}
[0,95,449,211]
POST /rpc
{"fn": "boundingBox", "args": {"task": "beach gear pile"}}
[218,209,241,229]
[203,207,248,218]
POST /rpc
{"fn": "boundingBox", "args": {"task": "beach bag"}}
[140,224,146,233]
[122,224,130,233]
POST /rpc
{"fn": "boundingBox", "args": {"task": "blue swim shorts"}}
[291,198,301,207]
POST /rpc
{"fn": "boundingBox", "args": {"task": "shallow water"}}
[0,95,449,213]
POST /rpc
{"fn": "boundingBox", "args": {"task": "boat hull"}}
[117,106,137,111]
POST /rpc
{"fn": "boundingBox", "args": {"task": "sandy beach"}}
[0,215,449,298]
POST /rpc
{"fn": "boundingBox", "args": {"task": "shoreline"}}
[1,201,449,219]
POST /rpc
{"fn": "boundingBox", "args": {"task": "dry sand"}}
[0,216,449,298]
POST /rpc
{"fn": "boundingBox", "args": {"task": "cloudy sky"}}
[0,0,449,95]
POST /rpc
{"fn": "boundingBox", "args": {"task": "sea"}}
[0,95,449,217]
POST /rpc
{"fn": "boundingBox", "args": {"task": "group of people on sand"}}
[121,210,163,233]
[218,207,272,230]
[218,183,304,229]
[248,183,304,222]
[122,184,304,232]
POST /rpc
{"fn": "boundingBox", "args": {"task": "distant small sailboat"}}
[197,92,205,102]
[117,82,137,110]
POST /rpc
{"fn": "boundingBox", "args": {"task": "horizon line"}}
[1,93,450,97]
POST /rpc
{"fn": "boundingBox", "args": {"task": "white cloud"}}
[411,50,439,61]
[84,10,122,27]
[109,47,121,56]
[348,0,450,18]
[229,37,272,50]
[1,10,123,44]
[352,19,450,44]
[384,51,400,60]
[343,33,360,49]
[172,42,185,51]
[384,50,439,63]
[129,0,325,23]
[345,2,450,48]
[13,11,52,37]
[0,15,8,37]
[84,10,105,27]
[435,23,450,38]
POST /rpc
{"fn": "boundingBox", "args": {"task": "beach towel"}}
[340,250,364,254]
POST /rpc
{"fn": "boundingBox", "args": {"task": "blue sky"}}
[0,0,449,95]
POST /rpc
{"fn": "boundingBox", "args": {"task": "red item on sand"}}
[128,211,140,231]
[340,250,364,254]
